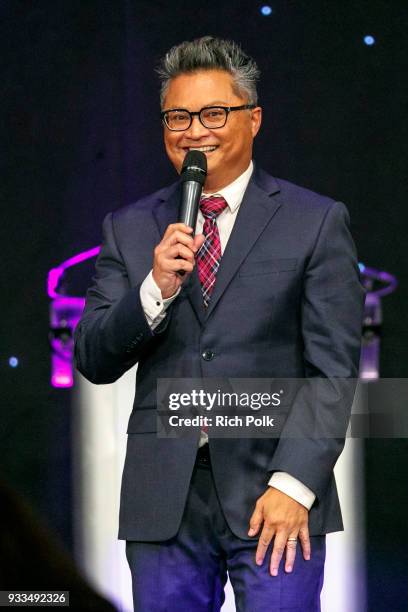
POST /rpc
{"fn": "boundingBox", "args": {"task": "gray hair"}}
[157,36,260,107]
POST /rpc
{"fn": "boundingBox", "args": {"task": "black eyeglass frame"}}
[160,104,256,131]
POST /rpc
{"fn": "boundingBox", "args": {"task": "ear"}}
[250,106,262,138]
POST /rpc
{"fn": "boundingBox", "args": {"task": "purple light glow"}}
[48,246,101,298]
[52,373,73,388]
[359,263,398,297]
[48,246,100,387]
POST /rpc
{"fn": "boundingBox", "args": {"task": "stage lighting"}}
[9,356,19,368]
[47,246,101,388]
[260,5,272,16]
[364,35,375,46]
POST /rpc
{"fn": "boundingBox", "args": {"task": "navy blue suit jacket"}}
[74,166,365,541]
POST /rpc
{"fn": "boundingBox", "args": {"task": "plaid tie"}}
[197,195,228,307]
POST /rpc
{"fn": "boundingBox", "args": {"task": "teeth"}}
[189,146,217,152]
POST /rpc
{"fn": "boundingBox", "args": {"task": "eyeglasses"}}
[161,104,256,131]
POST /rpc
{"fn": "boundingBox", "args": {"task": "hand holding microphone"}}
[152,151,207,298]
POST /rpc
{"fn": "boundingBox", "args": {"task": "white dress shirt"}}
[139,161,316,510]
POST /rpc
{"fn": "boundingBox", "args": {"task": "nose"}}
[185,114,211,139]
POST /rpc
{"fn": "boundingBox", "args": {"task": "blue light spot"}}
[364,35,375,46]
[260,5,273,16]
[358,262,365,273]
[9,356,19,368]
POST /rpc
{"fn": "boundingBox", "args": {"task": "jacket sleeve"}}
[268,201,365,502]
[74,212,166,384]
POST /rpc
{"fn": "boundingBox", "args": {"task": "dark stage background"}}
[2,1,407,609]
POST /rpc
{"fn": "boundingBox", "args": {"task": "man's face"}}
[162,70,262,191]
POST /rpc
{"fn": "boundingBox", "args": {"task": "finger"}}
[162,223,193,239]
[255,525,274,566]
[298,525,311,561]
[160,232,196,253]
[165,244,196,264]
[284,536,298,573]
[155,246,195,274]
[169,230,197,249]
[167,258,194,274]
[248,503,263,537]
[193,234,206,250]
[270,531,288,576]
[156,232,197,255]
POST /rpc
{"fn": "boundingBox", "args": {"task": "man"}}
[74,37,364,611]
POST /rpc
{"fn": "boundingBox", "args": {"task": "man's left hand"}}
[248,487,311,576]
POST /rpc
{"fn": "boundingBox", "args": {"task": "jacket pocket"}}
[238,258,298,277]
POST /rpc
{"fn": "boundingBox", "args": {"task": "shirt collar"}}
[201,160,254,213]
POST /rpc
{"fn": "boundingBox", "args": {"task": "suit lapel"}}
[205,170,282,320]
[152,182,180,237]
[182,267,206,325]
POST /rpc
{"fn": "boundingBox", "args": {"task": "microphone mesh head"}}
[181,150,207,184]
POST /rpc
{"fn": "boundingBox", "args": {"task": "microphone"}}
[177,150,207,275]
[179,150,207,231]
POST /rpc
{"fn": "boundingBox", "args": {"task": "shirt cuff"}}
[268,472,316,510]
[140,270,180,330]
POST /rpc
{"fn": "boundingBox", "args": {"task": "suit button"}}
[202,349,215,361]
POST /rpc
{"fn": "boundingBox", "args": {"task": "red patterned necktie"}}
[197,195,228,307]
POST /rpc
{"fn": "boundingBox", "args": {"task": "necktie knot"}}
[200,195,228,220]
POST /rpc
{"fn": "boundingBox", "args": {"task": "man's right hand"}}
[152,223,205,299]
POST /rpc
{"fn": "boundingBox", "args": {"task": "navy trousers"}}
[126,447,326,611]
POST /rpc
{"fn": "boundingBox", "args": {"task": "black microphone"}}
[177,150,207,275]
[179,150,207,230]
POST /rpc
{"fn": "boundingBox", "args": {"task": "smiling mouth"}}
[184,145,219,153]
